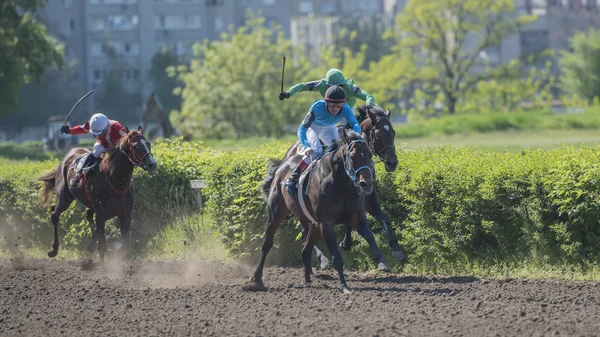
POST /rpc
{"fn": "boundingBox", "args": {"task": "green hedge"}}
[395,107,600,138]
[3,138,600,272]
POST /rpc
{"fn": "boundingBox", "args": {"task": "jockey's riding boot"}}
[70,155,97,186]
[285,160,308,197]
[70,172,83,186]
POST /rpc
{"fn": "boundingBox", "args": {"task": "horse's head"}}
[341,128,374,195]
[358,104,398,172]
[119,126,158,175]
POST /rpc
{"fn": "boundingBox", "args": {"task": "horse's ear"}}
[125,126,130,133]
[386,108,392,118]
[357,105,366,123]
[342,128,351,143]
[137,125,144,134]
[367,108,377,122]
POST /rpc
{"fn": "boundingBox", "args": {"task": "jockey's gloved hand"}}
[278,91,290,100]
[60,125,71,134]
[304,147,313,157]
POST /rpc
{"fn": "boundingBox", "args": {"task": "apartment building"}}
[38,0,294,115]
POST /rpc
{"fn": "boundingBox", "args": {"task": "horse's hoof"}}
[341,285,352,294]
[378,262,391,272]
[47,249,58,258]
[87,241,97,252]
[392,250,405,261]
[320,257,332,270]
[79,258,95,271]
[242,280,267,292]
[339,242,350,253]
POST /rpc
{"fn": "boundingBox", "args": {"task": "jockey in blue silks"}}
[284,85,363,196]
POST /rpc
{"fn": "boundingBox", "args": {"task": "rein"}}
[366,116,396,161]
[101,134,147,194]
[342,139,373,187]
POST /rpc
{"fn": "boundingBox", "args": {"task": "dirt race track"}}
[1,257,600,337]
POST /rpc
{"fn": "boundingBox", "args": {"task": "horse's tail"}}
[261,159,281,200]
[38,167,58,207]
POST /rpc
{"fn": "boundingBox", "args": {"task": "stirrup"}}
[70,175,82,186]
[286,183,299,197]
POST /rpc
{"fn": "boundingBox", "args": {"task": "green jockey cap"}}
[325,68,345,86]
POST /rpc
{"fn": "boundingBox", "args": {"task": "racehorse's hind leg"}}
[250,193,290,287]
[301,223,321,283]
[48,191,75,258]
[85,208,96,252]
[365,191,405,260]
[300,219,330,270]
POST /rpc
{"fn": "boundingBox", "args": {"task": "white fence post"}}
[189,179,208,210]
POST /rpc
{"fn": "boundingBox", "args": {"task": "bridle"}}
[101,134,152,194]
[342,139,373,187]
[121,134,151,168]
[365,116,396,161]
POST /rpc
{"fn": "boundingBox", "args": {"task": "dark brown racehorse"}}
[281,104,404,269]
[250,129,383,293]
[38,127,157,261]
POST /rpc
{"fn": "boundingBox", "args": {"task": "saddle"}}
[297,143,337,196]
[70,153,99,177]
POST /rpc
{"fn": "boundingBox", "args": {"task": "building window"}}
[206,0,223,6]
[520,30,549,63]
[91,15,139,31]
[298,1,313,13]
[89,0,138,3]
[70,19,75,32]
[154,15,201,29]
[214,16,224,32]
[91,41,139,57]
[322,1,335,14]
[585,0,597,8]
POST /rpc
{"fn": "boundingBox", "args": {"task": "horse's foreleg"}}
[366,191,405,260]
[300,219,329,270]
[251,193,290,287]
[118,213,132,256]
[339,224,354,253]
[94,215,108,263]
[354,211,391,272]
[321,222,350,293]
[301,223,321,283]
[86,208,96,252]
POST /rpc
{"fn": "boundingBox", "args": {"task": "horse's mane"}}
[102,130,143,163]
[328,129,364,153]
[357,104,387,125]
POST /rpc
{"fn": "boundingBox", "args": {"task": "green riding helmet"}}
[325,68,345,86]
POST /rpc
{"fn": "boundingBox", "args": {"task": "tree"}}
[0,61,82,129]
[333,16,392,67]
[559,29,600,103]
[95,50,141,123]
[149,49,182,115]
[0,0,63,116]
[172,13,314,139]
[389,0,536,114]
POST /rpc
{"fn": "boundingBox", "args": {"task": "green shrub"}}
[4,138,600,274]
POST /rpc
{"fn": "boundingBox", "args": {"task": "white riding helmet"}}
[89,113,109,136]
